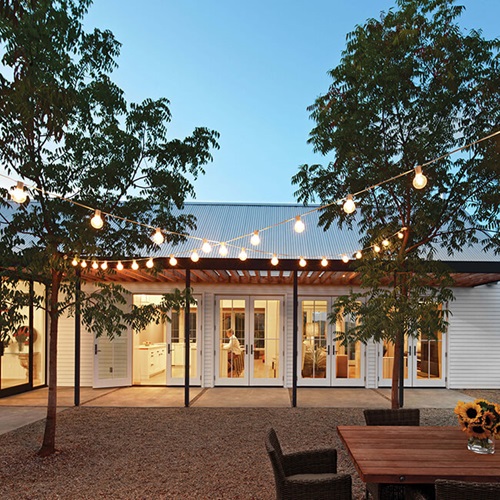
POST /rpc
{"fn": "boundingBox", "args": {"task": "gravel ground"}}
[1,389,499,500]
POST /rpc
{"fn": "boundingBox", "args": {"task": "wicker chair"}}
[265,428,352,500]
[435,479,500,500]
[363,409,420,499]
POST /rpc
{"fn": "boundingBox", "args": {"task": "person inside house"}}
[223,328,242,376]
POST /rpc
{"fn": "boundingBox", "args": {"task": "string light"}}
[250,231,260,246]
[299,256,307,267]
[201,239,212,253]
[152,228,164,245]
[341,254,350,263]
[355,251,362,259]
[382,239,390,247]
[294,216,305,233]
[131,260,139,270]
[191,251,200,262]
[71,258,78,266]
[169,255,177,266]
[412,165,427,189]
[239,248,248,261]
[80,260,87,268]
[90,209,104,229]
[343,194,356,214]
[219,243,228,256]
[10,181,27,203]
[271,254,279,266]
[116,261,124,271]
[373,244,381,253]
[92,261,99,270]
[146,258,154,268]
[101,261,108,270]
[321,257,328,267]
[397,231,404,239]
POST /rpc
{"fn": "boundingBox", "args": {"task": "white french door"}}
[378,331,446,387]
[94,329,131,388]
[299,299,365,387]
[215,296,283,386]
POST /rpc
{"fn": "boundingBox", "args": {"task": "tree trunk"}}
[391,330,403,409]
[38,270,62,457]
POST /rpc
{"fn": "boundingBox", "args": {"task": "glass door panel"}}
[334,315,363,384]
[379,338,409,387]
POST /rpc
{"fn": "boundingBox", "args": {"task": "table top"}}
[337,425,500,485]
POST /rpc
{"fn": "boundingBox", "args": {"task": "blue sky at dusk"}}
[69,1,500,203]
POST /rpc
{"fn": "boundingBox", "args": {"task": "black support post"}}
[74,268,81,407]
[184,269,191,407]
[292,270,298,407]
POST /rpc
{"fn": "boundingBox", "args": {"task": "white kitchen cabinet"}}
[137,344,166,382]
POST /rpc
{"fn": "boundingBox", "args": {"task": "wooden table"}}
[337,425,500,489]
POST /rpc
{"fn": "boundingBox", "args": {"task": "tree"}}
[292,0,500,408]
[0,0,219,455]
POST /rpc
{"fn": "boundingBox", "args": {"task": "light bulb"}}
[169,255,177,266]
[321,257,328,267]
[116,261,124,271]
[412,165,427,189]
[92,261,99,270]
[10,181,27,204]
[250,231,260,246]
[131,260,139,270]
[101,261,108,270]
[219,243,228,256]
[239,248,247,261]
[191,251,199,262]
[152,228,164,245]
[81,260,87,268]
[294,216,305,233]
[201,239,212,253]
[271,254,279,266]
[343,194,356,214]
[90,209,104,229]
[299,256,307,267]
[146,258,154,269]
[374,244,381,253]
[341,254,349,263]
[382,239,390,247]
[397,231,404,239]
[355,251,363,259]
[71,258,78,267]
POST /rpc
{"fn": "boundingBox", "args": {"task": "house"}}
[2,202,500,399]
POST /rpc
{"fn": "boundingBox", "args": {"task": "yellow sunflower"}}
[456,402,481,422]
[467,422,490,440]
[482,411,496,430]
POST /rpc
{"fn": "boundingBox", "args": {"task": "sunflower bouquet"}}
[455,399,500,454]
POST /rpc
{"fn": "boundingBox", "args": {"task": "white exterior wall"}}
[447,283,500,389]
[55,280,500,390]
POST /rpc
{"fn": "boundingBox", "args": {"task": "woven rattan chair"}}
[265,428,352,500]
[435,479,500,500]
[363,409,420,499]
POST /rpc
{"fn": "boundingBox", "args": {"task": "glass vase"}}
[467,435,495,454]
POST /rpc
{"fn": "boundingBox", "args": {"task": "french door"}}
[94,329,130,388]
[378,331,446,387]
[299,299,364,387]
[215,296,282,386]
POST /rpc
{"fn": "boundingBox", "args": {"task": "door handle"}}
[94,345,101,355]
[414,346,416,356]
[245,345,248,355]
[250,345,254,355]
[327,345,330,355]
[168,344,171,354]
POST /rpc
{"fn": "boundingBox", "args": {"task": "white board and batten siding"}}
[447,283,500,389]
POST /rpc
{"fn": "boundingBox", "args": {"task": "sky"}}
[4,1,500,204]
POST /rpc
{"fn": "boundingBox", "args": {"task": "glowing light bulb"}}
[397,231,404,239]
[382,239,390,247]
[191,251,199,262]
[10,181,27,203]
[146,258,154,269]
[299,256,307,267]
[92,261,99,270]
[412,165,427,189]
[71,258,78,266]
[131,260,139,270]
[341,254,350,263]
[250,231,260,246]
[101,261,108,270]
[294,216,305,233]
[90,209,104,229]
[239,248,247,261]
[343,194,356,214]
[116,261,124,271]
[321,257,328,267]
[219,243,228,256]
[374,244,381,253]
[355,251,363,259]
[201,239,212,253]
[80,260,87,268]
[152,228,164,245]
[271,254,279,266]
[169,255,177,266]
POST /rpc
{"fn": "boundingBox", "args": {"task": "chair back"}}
[364,408,420,426]
[265,428,286,486]
[435,479,500,500]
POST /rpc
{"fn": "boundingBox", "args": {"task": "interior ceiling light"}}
[294,216,305,233]
[191,250,199,262]
[101,261,108,270]
[412,165,427,189]
[131,260,139,270]
[341,254,349,263]
[239,248,248,261]
[219,243,228,256]
[146,258,154,269]
[90,209,104,229]
[116,261,124,271]
[10,181,27,204]
[321,257,328,267]
[271,254,279,266]
[343,194,356,214]
[250,231,261,246]
[169,255,177,266]
[201,239,212,253]
[152,228,164,245]
[299,256,307,267]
